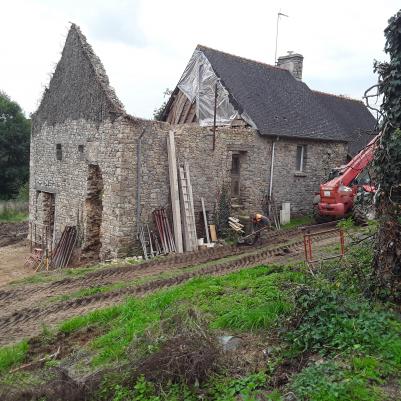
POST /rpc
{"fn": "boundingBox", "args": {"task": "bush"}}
[287,285,398,356]
[134,309,222,386]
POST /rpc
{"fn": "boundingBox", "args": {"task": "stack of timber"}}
[228,216,245,233]
[153,208,176,254]
[179,161,198,252]
[51,226,77,268]
[167,130,183,253]
[266,195,281,230]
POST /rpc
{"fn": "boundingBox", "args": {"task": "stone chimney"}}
[277,51,304,80]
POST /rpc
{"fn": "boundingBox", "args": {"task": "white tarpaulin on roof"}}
[178,50,255,127]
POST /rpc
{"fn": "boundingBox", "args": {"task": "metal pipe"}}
[269,138,276,200]
[274,12,289,65]
[212,82,218,151]
[136,128,146,234]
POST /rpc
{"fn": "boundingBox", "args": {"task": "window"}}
[296,145,306,172]
[78,144,85,161]
[231,154,240,175]
[56,144,62,161]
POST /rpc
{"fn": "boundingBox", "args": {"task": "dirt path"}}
[0,227,304,314]
[0,229,342,346]
[0,221,28,248]
[0,243,33,287]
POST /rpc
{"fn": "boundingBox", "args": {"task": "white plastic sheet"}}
[178,50,255,127]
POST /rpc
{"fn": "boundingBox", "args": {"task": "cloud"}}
[0,0,399,118]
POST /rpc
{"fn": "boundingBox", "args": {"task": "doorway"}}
[81,164,103,261]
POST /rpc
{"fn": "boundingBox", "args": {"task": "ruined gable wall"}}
[29,115,139,260]
[32,25,124,131]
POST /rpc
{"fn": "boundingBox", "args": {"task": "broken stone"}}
[217,335,242,352]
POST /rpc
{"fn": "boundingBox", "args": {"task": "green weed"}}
[291,360,384,401]
[0,341,29,373]
[281,215,312,230]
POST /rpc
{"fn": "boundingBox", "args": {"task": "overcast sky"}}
[0,0,399,118]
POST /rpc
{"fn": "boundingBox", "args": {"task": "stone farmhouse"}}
[29,24,376,260]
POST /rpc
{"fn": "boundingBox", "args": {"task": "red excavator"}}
[313,134,380,223]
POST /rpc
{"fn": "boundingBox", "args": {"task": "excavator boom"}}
[316,134,379,219]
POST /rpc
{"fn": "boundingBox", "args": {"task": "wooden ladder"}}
[179,161,198,252]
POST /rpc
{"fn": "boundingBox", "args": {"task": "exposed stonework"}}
[29,24,349,261]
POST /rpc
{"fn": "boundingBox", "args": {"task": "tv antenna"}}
[274,11,289,65]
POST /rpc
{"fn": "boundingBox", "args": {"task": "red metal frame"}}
[303,227,345,264]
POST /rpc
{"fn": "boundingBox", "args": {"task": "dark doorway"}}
[42,192,55,237]
[231,153,241,197]
[81,164,103,261]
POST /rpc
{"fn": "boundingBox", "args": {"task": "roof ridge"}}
[312,89,364,104]
[196,44,289,73]
[70,23,126,113]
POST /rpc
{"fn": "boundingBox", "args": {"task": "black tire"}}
[352,205,368,226]
[313,205,333,223]
[352,204,375,226]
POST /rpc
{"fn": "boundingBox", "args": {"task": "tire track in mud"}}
[0,231,339,346]
[0,228,306,313]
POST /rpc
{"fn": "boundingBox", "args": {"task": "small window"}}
[296,145,306,172]
[231,154,240,175]
[78,145,85,161]
[56,144,62,161]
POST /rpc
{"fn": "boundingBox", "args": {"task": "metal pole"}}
[268,139,277,215]
[274,12,289,65]
[212,82,218,151]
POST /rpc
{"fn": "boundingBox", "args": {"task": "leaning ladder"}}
[179,161,198,252]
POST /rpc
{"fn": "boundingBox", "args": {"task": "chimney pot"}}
[277,52,304,81]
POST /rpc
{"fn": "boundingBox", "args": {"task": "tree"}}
[153,88,172,121]
[372,10,401,300]
[0,91,31,199]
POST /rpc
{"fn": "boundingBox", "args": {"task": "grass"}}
[281,215,313,230]
[0,341,29,373]
[0,210,28,222]
[58,264,302,366]
[1,228,400,401]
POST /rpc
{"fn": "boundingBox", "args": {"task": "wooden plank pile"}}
[228,216,245,233]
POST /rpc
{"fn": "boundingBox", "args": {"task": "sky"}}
[0,0,399,119]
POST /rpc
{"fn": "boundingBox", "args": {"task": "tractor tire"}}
[352,204,375,226]
[313,205,333,224]
[352,205,368,226]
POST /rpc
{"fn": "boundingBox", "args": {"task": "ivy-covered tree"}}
[372,10,401,300]
[0,92,31,199]
[153,88,172,121]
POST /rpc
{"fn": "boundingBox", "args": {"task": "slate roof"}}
[195,45,376,155]
[312,90,377,155]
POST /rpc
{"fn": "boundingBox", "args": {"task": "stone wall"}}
[132,121,348,239]
[29,116,140,259]
[271,138,347,214]
[30,115,347,259]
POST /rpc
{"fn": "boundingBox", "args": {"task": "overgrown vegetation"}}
[153,88,172,121]
[0,206,28,222]
[1,225,400,400]
[371,9,401,299]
